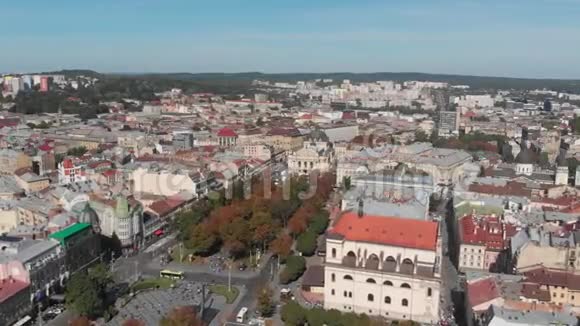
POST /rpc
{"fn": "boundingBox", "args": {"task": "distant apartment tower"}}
[40,76,49,92]
[438,110,459,136]
[555,166,568,186]
[11,77,23,95]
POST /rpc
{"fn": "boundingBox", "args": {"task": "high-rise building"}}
[438,110,459,136]
[10,77,23,95]
[40,77,49,92]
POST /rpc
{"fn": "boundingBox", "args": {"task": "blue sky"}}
[1,0,579,78]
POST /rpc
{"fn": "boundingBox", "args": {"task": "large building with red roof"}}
[324,210,442,323]
[458,215,516,273]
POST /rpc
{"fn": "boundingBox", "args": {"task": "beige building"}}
[240,144,272,161]
[264,128,303,152]
[0,209,19,233]
[288,143,334,175]
[324,211,442,323]
[14,169,50,193]
[132,167,207,197]
[0,149,31,174]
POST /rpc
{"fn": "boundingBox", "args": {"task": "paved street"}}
[107,281,221,326]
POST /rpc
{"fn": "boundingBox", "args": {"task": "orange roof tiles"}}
[328,211,438,251]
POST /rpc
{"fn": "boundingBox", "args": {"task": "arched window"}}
[401,283,411,289]
[343,275,353,280]
[367,294,374,302]
[384,296,391,304]
[366,254,380,270]
[331,273,335,282]
[383,256,397,272]
[383,280,393,286]
[401,258,414,275]
[366,278,376,284]
[402,299,409,307]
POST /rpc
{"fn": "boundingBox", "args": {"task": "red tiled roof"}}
[328,212,438,250]
[149,198,185,217]
[467,277,501,309]
[38,143,53,151]
[61,159,74,169]
[468,182,531,197]
[341,112,355,120]
[217,127,237,137]
[523,267,580,291]
[460,215,510,251]
[0,279,29,303]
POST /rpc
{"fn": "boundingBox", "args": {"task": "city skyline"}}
[1,0,580,79]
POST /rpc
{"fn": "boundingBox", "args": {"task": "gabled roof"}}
[467,277,501,308]
[328,211,438,250]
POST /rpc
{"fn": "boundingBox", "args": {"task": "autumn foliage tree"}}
[69,316,91,326]
[160,306,204,326]
[270,233,292,259]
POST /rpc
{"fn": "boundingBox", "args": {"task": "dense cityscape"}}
[0,70,579,326]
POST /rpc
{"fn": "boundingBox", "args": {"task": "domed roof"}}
[306,129,329,142]
[78,203,100,233]
[515,147,535,164]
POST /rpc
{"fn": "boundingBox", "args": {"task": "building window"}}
[401,283,411,289]
[368,294,374,302]
[332,248,336,258]
[383,280,393,286]
[366,278,376,284]
[349,292,352,298]
[402,299,409,307]
[561,293,565,298]
[384,296,391,304]
[427,288,432,297]
[331,273,335,282]
[344,275,353,280]
[331,289,335,295]
[344,291,347,297]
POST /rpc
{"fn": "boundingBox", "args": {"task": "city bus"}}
[159,270,184,279]
[236,307,248,323]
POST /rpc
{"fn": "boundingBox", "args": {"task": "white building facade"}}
[324,212,442,323]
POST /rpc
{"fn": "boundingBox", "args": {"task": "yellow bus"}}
[159,270,184,279]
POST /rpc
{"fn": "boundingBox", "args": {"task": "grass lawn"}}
[208,284,239,304]
[132,278,175,291]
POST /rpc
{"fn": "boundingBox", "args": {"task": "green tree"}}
[280,255,306,284]
[342,176,352,191]
[257,287,275,317]
[88,263,112,292]
[65,272,104,317]
[281,301,307,326]
[414,129,428,142]
[67,146,88,157]
[186,223,218,256]
[309,212,330,235]
[296,230,317,256]
[306,307,327,326]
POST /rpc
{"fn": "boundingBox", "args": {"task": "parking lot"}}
[107,280,223,325]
